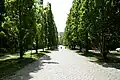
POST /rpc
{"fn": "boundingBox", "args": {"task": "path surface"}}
[4,46,120,80]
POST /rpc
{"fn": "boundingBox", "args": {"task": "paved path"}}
[4,46,120,80]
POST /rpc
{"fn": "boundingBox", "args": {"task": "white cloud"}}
[43,0,73,32]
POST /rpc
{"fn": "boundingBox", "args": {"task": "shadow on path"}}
[90,56,120,69]
[77,51,120,70]
[2,54,59,80]
[0,58,36,79]
[39,51,51,53]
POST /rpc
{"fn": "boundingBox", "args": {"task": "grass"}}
[76,50,120,62]
[77,50,120,69]
[110,52,120,56]
[0,51,48,79]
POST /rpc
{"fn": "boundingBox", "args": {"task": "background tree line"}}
[0,0,58,58]
[64,0,120,59]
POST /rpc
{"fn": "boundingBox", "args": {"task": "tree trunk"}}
[79,42,82,52]
[73,45,76,50]
[101,31,108,60]
[103,52,107,59]
[19,0,23,59]
[20,40,23,59]
[43,48,44,51]
[47,45,50,50]
[85,31,88,54]
[36,38,38,54]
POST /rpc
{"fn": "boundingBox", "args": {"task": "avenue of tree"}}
[0,0,58,59]
[64,0,120,59]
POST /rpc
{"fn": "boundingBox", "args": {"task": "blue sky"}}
[43,0,73,32]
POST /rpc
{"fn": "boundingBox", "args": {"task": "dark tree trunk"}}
[79,42,82,52]
[101,31,108,60]
[85,31,88,54]
[36,38,38,54]
[47,45,50,50]
[103,52,107,59]
[20,40,23,59]
[19,0,23,59]
[43,48,44,51]
[73,45,76,49]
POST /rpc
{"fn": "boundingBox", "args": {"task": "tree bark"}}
[20,40,23,59]
[85,31,88,54]
[101,31,108,59]
[79,42,82,52]
[36,37,38,54]
[43,48,44,51]
[19,0,23,59]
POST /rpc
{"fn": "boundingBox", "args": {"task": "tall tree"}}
[46,3,58,50]
[64,0,120,59]
[3,0,37,58]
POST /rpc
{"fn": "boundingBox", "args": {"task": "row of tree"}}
[0,0,58,58]
[64,0,120,59]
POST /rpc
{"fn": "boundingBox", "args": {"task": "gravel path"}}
[4,46,120,80]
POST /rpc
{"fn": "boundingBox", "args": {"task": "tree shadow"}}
[46,48,59,51]
[75,50,82,53]
[69,48,79,50]
[90,56,120,69]
[42,61,59,64]
[39,51,51,53]
[0,55,10,59]
[78,51,102,58]
[80,52,120,69]
[1,54,59,80]
[0,58,37,79]
[40,54,51,60]
[50,49,59,51]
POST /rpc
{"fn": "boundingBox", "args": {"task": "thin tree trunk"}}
[19,0,23,59]
[85,31,88,55]
[79,42,82,52]
[36,37,38,54]
[73,44,76,50]
[43,48,44,51]
[20,40,23,59]
[101,31,108,59]
[47,45,50,50]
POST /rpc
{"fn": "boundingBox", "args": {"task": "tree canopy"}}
[0,0,58,58]
[64,0,120,59]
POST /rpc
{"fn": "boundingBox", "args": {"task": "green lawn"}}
[76,50,120,69]
[0,50,48,79]
[76,50,120,63]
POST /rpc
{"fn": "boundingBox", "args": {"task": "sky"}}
[43,0,73,32]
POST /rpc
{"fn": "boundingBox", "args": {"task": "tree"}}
[0,0,58,58]
[2,0,36,58]
[46,3,58,50]
[64,0,120,59]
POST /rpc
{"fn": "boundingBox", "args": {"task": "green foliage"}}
[64,0,120,58]
[0,1,58,57]
[44,3,58,49]
[0,51,47,79]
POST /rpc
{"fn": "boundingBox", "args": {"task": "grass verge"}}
[77,50,120,69]
[0,51,47,79]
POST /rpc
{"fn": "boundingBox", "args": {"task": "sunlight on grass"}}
[0,55,19,61]
[0,50,49,79]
